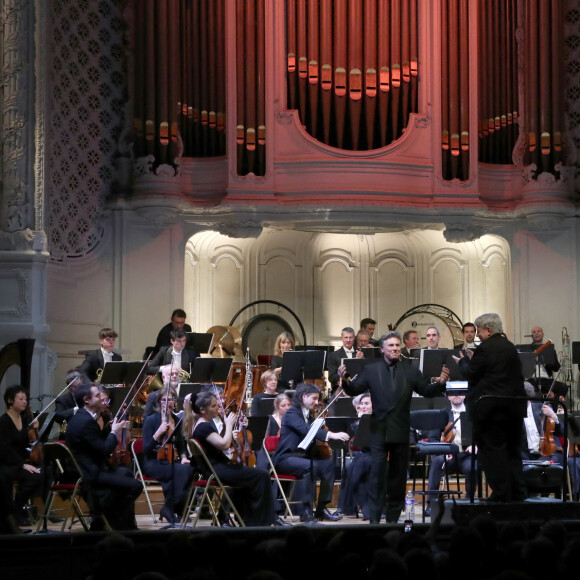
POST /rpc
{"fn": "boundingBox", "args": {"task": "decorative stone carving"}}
[443,223,485,243]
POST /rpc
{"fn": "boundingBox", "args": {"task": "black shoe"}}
[273,516,292,527]
[315,508,342,522]
[160,505,177,525]
[299,507,316,523]
[424,505,432,517]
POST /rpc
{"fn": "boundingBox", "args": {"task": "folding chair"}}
[409,409,462,522]
[36,441,112,532]
[263,435,300,521]
[131,438,164,524]
[180,439,245,528]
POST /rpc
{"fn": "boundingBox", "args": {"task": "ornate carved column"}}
[0,0,53,395]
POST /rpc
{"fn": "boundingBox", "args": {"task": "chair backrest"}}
[410,408,449,431]
[257,354,273,367]
[264,435,280,453]
[42,441,83,480]
[132,437,145,455]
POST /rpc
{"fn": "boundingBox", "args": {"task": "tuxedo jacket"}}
[273,405,328,462]
[55,391,77,424]
[65,408,118,482]
[79,349,122,382]
[147,345,198,376]
[343,357,445,443]
[458,332,526,422]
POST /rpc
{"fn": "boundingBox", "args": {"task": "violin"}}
[441,416,461,444]
[235,412,256,467]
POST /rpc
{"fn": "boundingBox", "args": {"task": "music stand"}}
[178,383,206,403]
[444,350,465,381]
[107,386,131,417]
[258,396,276,416]
[247,416,270,451]
[303,350,326,380]
[332,397,357,418]
[343,357,373,379]
[189,358,232,383]
[361,347,381,359]
[99,361,146,385]
[280,350,326,385]
[352,413,371,449]
[186,332,214,355]
[518,351,537,380]
[415,349,448,380]
[295,346,334,370]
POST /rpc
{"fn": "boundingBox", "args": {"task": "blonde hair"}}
[274,332,295,356]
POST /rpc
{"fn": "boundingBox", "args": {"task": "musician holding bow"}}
[272,382,349,523]
[142,387,193,524]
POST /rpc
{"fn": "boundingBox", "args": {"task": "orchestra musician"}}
[401,330,420,358]
[187,391,282,526]
[455,313,527,503]
[79,328,122,382]
[54,369,84,425]
[339,331,449,523]
[0,386,44,524]
[251,370,280,416]
[328,327,364,393]
[65,383,141,531]
[142,387,193,524]
[147,328,197,377]
[336,392,373,520]
[360,318,379,346]
[270,332,294,390]
[272,382,350,522]
[153,308,192,356]
[355,329,371,350]
[266,393,292,438]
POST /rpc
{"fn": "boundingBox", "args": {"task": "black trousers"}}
[143,458,194,512]
[368,436,409,523]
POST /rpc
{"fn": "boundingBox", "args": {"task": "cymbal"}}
[206,325,235,358]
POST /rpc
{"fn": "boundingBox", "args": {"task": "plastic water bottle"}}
[404,490,415,521]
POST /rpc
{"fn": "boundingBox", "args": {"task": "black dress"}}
[142,412,194,514]
[192,420,275,526]
[0,413,43,510]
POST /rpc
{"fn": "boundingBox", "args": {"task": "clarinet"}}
[244,347,254,416]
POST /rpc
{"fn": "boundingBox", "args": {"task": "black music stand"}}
[295,345,334,370]
[178,383,205,403]
[361,347,381,359]
[281,350,326,385]
[99,361,146,385]
[186,332,214,355]
[343,357,373,380]
[444,350,465,381]
[107,386,131,417]
[415,349,449,381]
[258,396,276,416]
[332,397,357,418]
[247,416,270,451]
[189,358,232,383]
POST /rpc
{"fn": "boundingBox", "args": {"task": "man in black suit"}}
[401,329,420,358]
[54,369,84,425]
[65,383,141,530]
[455,312,527,502]
[147,328,198,377]
[339,331,449,523]
[272,383,349,522]
[153,308,192,355]
[79,328,122,382]
[360,318,379,346]
[327,327,364,392]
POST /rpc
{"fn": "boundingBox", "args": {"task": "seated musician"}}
[272,382,350,522]
[0,386,43,524]
[147,328,197,378]
[142,386,194,524]
[522,381,563,464]
[530,326,564,394]
[337,392,373,519]
[54,369,84,425]
[251,370,280,416]
[425,393,477,517]
[186,391,282,527]
[255,393,292,471]
[144,364,180,418]
[271,332,294,391]
[79,328,122,382]
[65,383,141,531]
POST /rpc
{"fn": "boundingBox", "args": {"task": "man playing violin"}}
[339,331,449,523]
[273,383,350,522]
[65,383,141,530]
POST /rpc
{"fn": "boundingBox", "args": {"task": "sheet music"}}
[298,416,325,451]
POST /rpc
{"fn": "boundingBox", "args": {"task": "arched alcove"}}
[184,228,512,347]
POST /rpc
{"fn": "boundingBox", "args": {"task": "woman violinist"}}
[186,391,284,526]
[0,385,44,524]
[142,387,194,524]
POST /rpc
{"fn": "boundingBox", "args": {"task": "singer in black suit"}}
[147,328,198,376]
[339,331,448,523]
[79,328,122,382]
[65,384,141,530]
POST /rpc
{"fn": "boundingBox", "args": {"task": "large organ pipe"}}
[334,0,348,149]
[364,0,377,150]
[459,0,469,179]
[257,0,266,171]
[390,0,401,139]
[308,0,320,141]
[348,0,363,150]
[245,0,257,176]
[378,0,390,147]
[320,0,333,144]
[236,0,245,175]
[297,0,308,125]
